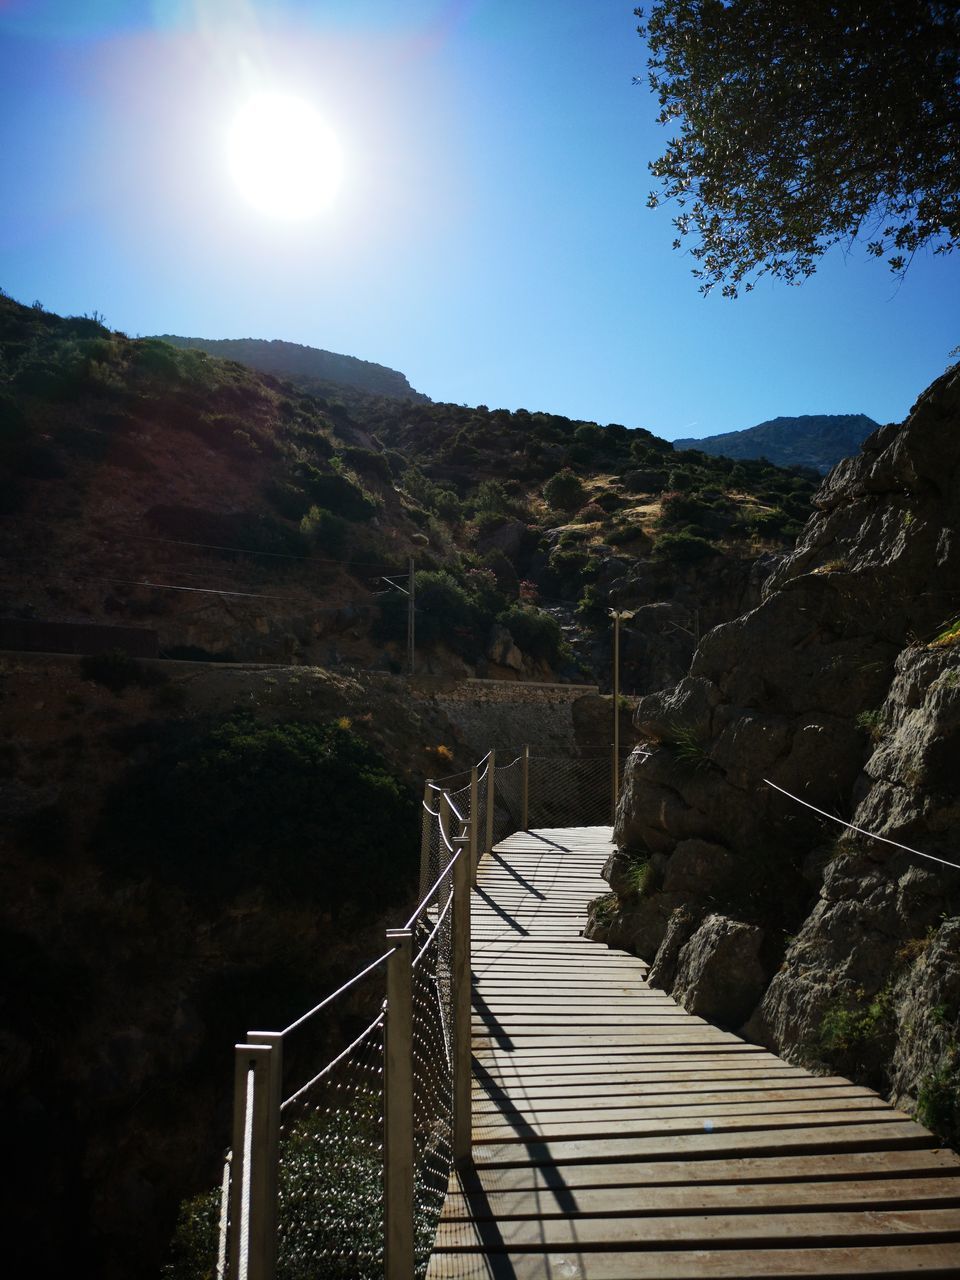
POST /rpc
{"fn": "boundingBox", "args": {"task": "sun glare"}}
[227,93,343,220]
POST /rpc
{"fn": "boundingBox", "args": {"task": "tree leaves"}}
[638,0,960,294]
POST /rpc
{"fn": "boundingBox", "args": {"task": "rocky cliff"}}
[588,365,960,1143]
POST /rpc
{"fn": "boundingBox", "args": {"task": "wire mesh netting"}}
[411,903,455,1276]
[276,1008,386,1279]
[527,751,621,827]
[213,746,639,1280]
[491,755,522,845]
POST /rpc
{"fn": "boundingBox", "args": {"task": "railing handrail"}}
[221,744,631,1280]
[404,844,461,930]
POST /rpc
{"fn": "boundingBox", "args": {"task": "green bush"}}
[543,468,585,512]
[300,505,349,557]
[97,717,417,907]
[916,1047,960,1148]
[473,479,510,516]
[296,466,378,522]
[498,604,563,665]
[145,505,307,557]
[335,446,393,484]
[652,530,719,564]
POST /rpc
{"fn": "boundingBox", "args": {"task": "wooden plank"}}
[434,1206,960,1251]
[452,1147,960,1194]
[427,825,960,1278]
[441,1176,960,1222]
[472,1085,883,1118]
[472,1108,911,1148]
[465,1121,938,1175]
[426,1243,960,1278]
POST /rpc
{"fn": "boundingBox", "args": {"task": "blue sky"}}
[1,0,957,438]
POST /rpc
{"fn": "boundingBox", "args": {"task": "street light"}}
[608,607,636,824]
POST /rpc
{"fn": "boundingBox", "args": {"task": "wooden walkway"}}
[427,826,960,1279]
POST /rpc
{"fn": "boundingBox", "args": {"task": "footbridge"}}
[215,749,960,1280]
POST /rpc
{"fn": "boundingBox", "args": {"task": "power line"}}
[0,562,378,612]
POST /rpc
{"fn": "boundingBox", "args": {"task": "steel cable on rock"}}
[763,778,960,873]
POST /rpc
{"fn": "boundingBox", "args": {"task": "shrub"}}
[335,446,393,484]
[296,466,378,522]
[622,468,668,494]
[300,505,349,557]
[855,709,885,744]
[473,479,510,516]
[543,468,586,512]
[498,605,563,665]
[97,717,417,907]
[916,1047,960,1148]
[145,505,307,557]
[652,530,719,564]
[607,523,647,547]
[819,987,894,1063]
[481,548,520,598]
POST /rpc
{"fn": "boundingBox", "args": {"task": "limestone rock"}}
[673,914,767,1029]
[646,906,702,992]
[608,363,960,1108]
[662,838,735,895]
[486,624,523,671]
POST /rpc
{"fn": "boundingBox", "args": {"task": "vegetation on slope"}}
[1,289,820,681]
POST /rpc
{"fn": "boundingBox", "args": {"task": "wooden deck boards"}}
[426,826,960,1279]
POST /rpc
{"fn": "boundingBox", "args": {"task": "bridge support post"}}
[485,749,496,859]
[228,1041,279,1280]
[452,828,472,1166]
[384,928,415,1280]
[469,765,479,887]
[521,743,530,830]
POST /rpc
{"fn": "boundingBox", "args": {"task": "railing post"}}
[228,1042,278,1280]
[216,1151,232,1280]
[419,780,434,901]
[439,790,454,916]
[469,764,479,887]
[246,1030,283,1280]
[485,749,496,858]
[452,832,472,1166]
[521,744,530,831]
[384,928,414,1280]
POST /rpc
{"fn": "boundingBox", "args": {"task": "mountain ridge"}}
[675,412,880,473]
[154,333,430,404]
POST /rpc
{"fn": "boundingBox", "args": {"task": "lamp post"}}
[608,608,635,824]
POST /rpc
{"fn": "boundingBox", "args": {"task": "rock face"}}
[593,365,960,1133]
[673,914,767,1027]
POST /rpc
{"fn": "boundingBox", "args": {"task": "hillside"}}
[1,292,821,690]
[155,333,430,403]
[0,290,942,1276]
[674,412,880,473]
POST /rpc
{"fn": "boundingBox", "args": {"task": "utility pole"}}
[608,607,636,823]
[407,556,415,676]
[379,561,416,677]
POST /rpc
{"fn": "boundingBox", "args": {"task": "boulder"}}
[486,624,523,671]
[673,914,767,1028]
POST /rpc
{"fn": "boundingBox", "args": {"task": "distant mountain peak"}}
[674,413,881,473]
[154,334,430,403]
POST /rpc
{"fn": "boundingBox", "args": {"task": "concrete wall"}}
[0,617,159,658]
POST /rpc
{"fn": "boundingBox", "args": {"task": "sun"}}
[227,93,343,220]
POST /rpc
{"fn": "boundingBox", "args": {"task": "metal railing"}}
[215,743,634,1280]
